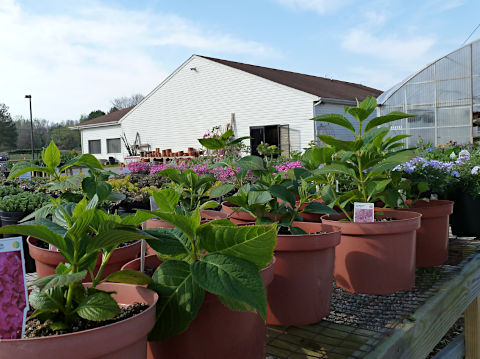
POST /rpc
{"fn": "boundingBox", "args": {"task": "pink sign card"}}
[0,237,29,339]
[353,202,374,223]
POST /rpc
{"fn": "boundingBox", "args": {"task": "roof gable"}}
[76,106,134,127]
[199,56,382,101]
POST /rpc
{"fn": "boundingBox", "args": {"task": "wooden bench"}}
[266,238,480,359]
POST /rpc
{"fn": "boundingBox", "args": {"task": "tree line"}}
[0,94,144,152]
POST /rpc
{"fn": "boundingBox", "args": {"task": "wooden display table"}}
[266,238,480,359]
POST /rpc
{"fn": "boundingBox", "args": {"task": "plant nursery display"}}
[139,188,277,358]
[201,136,342,326]
[0,194,158,358]
[313,96,421,294]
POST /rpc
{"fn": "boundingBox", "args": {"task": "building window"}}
[107,138,121,153]
[88,140,101,154]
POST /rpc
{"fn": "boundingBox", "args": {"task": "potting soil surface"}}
[266,236,480,359]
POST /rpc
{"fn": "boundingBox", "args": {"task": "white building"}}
[74,55,381,162]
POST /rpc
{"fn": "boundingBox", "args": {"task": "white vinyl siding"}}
[81,125,124,161]
[120,56,318,153]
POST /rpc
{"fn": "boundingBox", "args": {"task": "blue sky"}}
[1,0,479,122]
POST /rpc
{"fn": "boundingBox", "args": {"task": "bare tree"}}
[109,93,145,112]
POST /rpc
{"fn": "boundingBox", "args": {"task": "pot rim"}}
[1,282,158,342]
[276,222,341,251]
[27,236,141,254]
[321,210,421,235]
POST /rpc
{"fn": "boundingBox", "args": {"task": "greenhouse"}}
[377,38,480,147]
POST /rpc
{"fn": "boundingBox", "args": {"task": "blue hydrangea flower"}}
[451,171,460,178]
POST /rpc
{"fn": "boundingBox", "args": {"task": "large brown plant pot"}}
[0,283,158,359]
[147,260,275,359]
[267,222,341,326]
[221,202,256,225]
[27,237,141,280]
[388,200,454,267]
[322,211,421,295]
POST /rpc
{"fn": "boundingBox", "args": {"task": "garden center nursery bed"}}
[25,235,480,359]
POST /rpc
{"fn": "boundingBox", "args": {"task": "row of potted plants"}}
[0,96,472,358]
[0,142,277,358]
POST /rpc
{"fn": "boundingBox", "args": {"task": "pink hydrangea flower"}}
[0,251,27,339]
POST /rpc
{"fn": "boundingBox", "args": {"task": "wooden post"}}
[465,295,480,358]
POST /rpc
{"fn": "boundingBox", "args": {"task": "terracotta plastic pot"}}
[27,237,141,280]
[267,222,341,326]
[387,200,454,267]
[148,260,275,359]
[322,211,421,295]
[0,283,158,359]
[221,202,256,224]
[121,254,162,271]
[448,191,480,237]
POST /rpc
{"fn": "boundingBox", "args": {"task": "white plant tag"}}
[354,202,374,223]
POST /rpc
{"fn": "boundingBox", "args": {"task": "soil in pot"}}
[267,222,341,326]
[322,211,421,295]
[28,237,141,281]
[0,283,158,359]
[25,303,149,338]
[448,191,480,237]
[390,200,454,267]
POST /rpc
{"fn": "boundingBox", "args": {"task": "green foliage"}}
[0,103,17,151]
[0,196,154,330]
[222,160,336,233]
[159,168,218,211]
[0,191,50,213]
[310,96,415,218]
[143,189,277,340]
[0,184,24,197]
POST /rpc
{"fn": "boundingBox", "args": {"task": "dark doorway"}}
[250,125,290,156]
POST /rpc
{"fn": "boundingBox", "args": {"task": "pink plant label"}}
[354,202,374,223]
[0,237,29,339]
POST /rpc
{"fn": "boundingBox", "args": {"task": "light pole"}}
[25,95,34,160]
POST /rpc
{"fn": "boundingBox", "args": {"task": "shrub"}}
[0,185,24,198]
[0,192,50,213]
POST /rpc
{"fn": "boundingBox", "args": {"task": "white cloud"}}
[0,1,275,122]
[273,0,351,14]
[342,28,436,67]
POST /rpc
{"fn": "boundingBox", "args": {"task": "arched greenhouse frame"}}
[377,39,480,147]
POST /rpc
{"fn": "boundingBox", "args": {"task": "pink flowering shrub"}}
[127,161,150,173]
[0,251,27,339]
[150,163,171,175]
[274,161,304,173]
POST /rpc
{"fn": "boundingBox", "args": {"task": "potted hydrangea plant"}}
[135,188,277,359]
[312,96,422,295]
[0,196,158,358]
[392,153,456,267]
[7,141,141,279]
[207,152,341,326]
